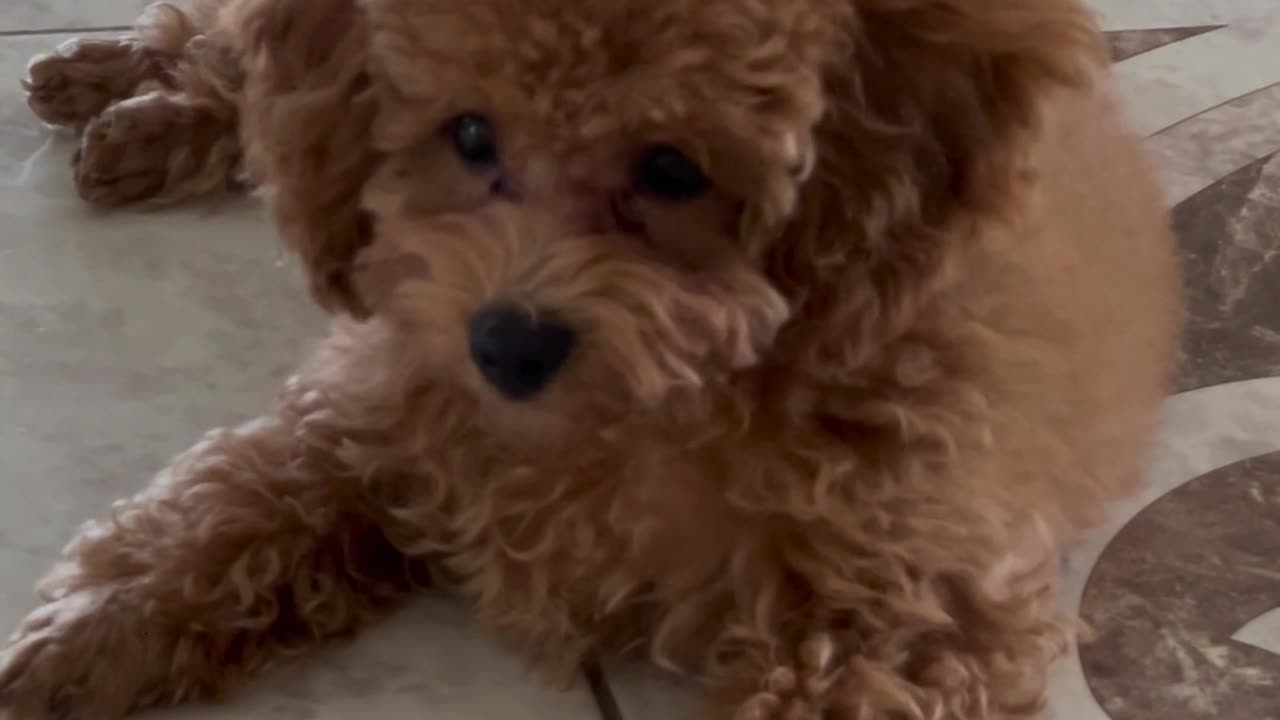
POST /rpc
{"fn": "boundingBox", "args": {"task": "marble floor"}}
[0,1,1276,719]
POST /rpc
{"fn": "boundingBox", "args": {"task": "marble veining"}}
[1175,152,1280,390]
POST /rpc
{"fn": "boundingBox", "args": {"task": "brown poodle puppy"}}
[5,0,1180,718]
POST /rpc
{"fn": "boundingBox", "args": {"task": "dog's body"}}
[4,0,1179,718]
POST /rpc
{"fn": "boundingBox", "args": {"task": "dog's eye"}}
[445,113,499,169]
[633,145,710,203]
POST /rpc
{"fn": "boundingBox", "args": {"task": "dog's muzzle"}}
[468,303,576,400]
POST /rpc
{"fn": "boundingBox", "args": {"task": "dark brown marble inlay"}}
[1079,453,1280,720]
[1104,27,1224,62]
[1173,151,1280,391]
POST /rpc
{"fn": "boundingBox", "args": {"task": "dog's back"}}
[955,74,1180,535]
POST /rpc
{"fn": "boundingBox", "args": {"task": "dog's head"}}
[228,0,1099,438]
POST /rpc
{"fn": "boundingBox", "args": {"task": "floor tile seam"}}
[0,26,130,38]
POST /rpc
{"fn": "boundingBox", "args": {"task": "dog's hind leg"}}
[23,4,210,130]
[23,3,243,207]
[0,410,422,720]
[23,36,169,130]
[71,66,242,208]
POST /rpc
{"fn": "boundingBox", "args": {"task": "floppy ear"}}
[772,0,1102,365]
[222,0,378,316]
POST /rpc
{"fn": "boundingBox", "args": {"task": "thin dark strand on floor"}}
[583,660,626,720]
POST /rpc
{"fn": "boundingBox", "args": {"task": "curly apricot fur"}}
[3,0,1180,719]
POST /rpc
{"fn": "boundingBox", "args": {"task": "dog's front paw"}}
[0,589,155,720]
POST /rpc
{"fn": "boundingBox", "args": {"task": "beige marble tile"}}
[1084,0,1279,31]
[604,665,702,720]
[1232,607,1280,657]
[0,35,71,171]
[1112,19,1280,137]
[0,33,597,720]
[0,0,147,33]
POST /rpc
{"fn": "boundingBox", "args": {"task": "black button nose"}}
[468,304,576,400]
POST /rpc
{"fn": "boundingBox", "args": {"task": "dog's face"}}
[347,0,833,433]
[233,0,1099,440]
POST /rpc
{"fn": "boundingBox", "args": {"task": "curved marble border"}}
[1076,452,1280,718]
[1050,378,1280,718]
[1148,82,1280,205]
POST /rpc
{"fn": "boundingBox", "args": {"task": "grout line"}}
[0,25,130,38]
[584,661,626,720]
